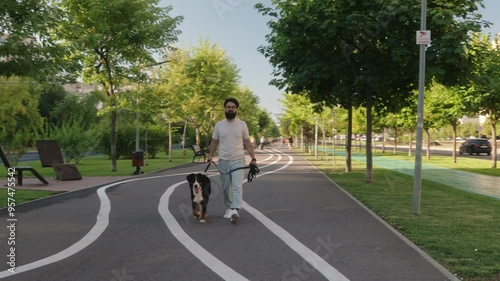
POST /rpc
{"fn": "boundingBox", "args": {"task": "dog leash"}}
[204,161,260,182]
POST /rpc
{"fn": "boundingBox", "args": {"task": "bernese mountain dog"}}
[186,173,211,223]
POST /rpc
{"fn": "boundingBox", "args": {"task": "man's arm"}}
[243,138,257,164]
[207,139,219,162]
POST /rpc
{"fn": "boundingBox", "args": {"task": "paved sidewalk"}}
[320,148,500,199]
[0,175,131,192]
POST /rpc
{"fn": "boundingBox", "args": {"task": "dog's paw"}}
[199,219,206,223]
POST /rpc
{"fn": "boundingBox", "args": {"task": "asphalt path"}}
[1,148,458,281]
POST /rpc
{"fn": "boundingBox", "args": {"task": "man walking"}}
[208,98,257,224]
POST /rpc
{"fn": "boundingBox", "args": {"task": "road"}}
[0,147,458,281]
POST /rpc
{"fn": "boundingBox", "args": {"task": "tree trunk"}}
[425,129,431,160]
[322,119,326,160]
[182,120,188,158]
[408,130,413,157]
[393,127,398,155]
[365,88,373,183]
[382,127,386,153]
[314,119,318,159]
[195,126,200,145]
[331,110,336,166]
[490,118,497,168]
[110,109,117,172]
[346,105,353,172]
[452,124,458,164]
[168,113,172,162]
[301,126,304,152]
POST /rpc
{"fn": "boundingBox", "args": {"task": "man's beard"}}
[225,111,237,120]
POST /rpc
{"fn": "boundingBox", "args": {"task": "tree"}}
[256,0,486,182]
[0,0,79,82]
[38,83,67,133]
[179,38,240,146]
[0,77,43,141]
[0,77,44,161]
[425,81,466,163]
[466,32,500,168]
[56,0,182,171]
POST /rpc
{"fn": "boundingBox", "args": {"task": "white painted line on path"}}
[159,149,350,281]
[1,149,349,281]
[0,174,182,279]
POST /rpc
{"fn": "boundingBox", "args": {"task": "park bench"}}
[191,144,208,163]
[0,145,48,186]
[35,140,82,181]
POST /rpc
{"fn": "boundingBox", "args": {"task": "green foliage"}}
[0,0,80,82]
[1,130,37,165]
[96,124,170,159]
[49,118,98,164]
[55,0,182,171]
[155,38,273,146]
[466,33,500,134]
[50,91,102,129]
[0,77,43,146]
[57,0,183,92]
[38,83,68,120]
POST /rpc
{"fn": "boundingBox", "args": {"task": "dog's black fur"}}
[186,173,211,223]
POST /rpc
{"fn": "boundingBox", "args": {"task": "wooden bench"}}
[36,140,82,181]
[191,144,207,162]
[0,145,48,185]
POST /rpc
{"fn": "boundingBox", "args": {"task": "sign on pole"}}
[416,30,431,44]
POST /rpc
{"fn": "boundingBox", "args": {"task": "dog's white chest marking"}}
[192,179,204,204]
[193,190,203,204]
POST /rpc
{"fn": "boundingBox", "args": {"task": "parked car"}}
[458,139,492,156]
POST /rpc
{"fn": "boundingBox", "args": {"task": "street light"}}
[133,59,169,174]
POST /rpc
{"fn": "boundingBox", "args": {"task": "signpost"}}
[414,1,429,215]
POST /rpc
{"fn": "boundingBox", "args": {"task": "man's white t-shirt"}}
[212,118,250,161]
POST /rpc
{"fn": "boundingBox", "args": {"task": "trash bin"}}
[132,150,144,174]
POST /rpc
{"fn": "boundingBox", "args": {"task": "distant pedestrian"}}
[260,136,266,150]
[288,135,293,148]
[282,137,286,147]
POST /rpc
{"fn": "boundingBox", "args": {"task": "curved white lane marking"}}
[0,174,183,278]
[159,150,350,281]
[155,153,282,281]
[158,182,250,281]
[243,151,349,280]
[1,149,349,281]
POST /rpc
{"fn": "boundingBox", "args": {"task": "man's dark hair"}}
[224,98,239,108]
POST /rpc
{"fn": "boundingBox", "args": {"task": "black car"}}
[459,139,492,156]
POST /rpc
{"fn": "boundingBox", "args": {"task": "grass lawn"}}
[0,189,62,207]
[304,151,500,281]
[1,149,196,207]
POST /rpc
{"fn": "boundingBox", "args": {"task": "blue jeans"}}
[218,158,245,209]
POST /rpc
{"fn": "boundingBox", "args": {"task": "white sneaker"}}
[223,209,232,219]
[230,209,239,224]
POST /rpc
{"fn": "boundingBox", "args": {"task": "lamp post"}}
[133,59,169,174]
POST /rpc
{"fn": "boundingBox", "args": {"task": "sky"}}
[161,0,500,120]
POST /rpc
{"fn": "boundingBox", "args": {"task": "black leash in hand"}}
[204,161,260,182]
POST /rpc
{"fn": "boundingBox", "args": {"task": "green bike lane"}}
[319,148,499,200]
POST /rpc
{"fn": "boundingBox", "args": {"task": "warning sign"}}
[416,30,431,45]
